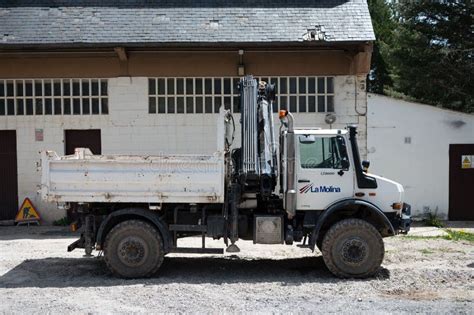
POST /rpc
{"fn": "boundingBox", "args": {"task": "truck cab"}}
[291,128,404,215]
[280,111,410,238]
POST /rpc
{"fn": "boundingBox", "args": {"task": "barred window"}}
[0,79,108,116]
[148,76,335,114]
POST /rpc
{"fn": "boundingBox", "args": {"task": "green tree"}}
[390,1,473,112]
[367,0,396,94]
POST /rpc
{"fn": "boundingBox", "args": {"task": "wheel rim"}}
[340,238,368,265]
[117,236,149,267]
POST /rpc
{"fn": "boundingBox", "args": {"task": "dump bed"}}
[40,109,230,205]
[40,148,225,204]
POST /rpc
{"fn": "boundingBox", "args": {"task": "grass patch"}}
[420,248,435,255]
[402,229,474,243]
[403,235,444,241]
[443,229,474,243]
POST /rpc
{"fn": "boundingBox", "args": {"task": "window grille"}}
[0,79,108,116]
[148,76,335,114]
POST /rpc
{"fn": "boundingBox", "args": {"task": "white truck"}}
[40,76,411,278]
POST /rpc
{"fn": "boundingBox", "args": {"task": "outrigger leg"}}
[226,183,240,253]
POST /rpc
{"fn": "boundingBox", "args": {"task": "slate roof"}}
[0,0,375,48]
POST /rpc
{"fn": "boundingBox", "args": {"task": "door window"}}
[299,136,348,169]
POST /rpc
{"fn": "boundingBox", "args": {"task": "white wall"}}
[0,75,367,223]
[367,93,474,219]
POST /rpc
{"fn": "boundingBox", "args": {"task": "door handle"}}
[298,179,310,183]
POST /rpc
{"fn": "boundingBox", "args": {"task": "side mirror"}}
[341,158,350,170]
[362,160,370,172]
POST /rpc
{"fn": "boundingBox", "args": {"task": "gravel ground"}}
[0,226,472,314]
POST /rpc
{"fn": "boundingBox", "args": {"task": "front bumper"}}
[397,203,412,234]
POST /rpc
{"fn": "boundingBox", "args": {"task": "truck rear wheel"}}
[321,218,384,278]
[104,220,164,278]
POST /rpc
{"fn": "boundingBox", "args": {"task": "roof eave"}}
[0,40,374,52]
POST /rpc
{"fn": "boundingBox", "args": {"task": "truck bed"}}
[40,148,225,204]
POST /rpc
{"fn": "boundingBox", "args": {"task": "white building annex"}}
[367,94,474,220]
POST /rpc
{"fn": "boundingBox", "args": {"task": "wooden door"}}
[0,130,18,220]
[449,144,474,220]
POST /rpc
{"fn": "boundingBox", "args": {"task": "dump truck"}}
[40,76,411,278]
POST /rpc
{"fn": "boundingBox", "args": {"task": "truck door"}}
[296,135,354,210]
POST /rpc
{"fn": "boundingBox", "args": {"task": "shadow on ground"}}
[0,226,80,241]
[0,255,390,288]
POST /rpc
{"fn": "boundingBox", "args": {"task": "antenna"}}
[324,113,336,129]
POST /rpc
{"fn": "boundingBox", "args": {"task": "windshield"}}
[299,136,348,169]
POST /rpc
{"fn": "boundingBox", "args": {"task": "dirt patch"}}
[0,226,472,313]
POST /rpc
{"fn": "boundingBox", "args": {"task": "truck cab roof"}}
[293,128,348,136]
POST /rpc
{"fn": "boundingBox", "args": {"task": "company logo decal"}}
[299,183,341,193]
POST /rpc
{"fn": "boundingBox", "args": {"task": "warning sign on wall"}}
[15,198,41,224]
[461,155,473,169]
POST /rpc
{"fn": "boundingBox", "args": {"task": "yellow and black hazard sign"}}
[461,155,472,169]
[15,198,41,224]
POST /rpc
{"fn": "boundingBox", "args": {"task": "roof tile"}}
[0,0,375,46]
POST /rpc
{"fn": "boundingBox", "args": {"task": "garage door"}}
[449,144,474,220]
[0,130,18,220]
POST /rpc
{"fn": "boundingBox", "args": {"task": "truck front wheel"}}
[104,220,164,278]
[321,218,384,278]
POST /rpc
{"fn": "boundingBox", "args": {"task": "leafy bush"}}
[424,212,444,228]
[52,217,72,226]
